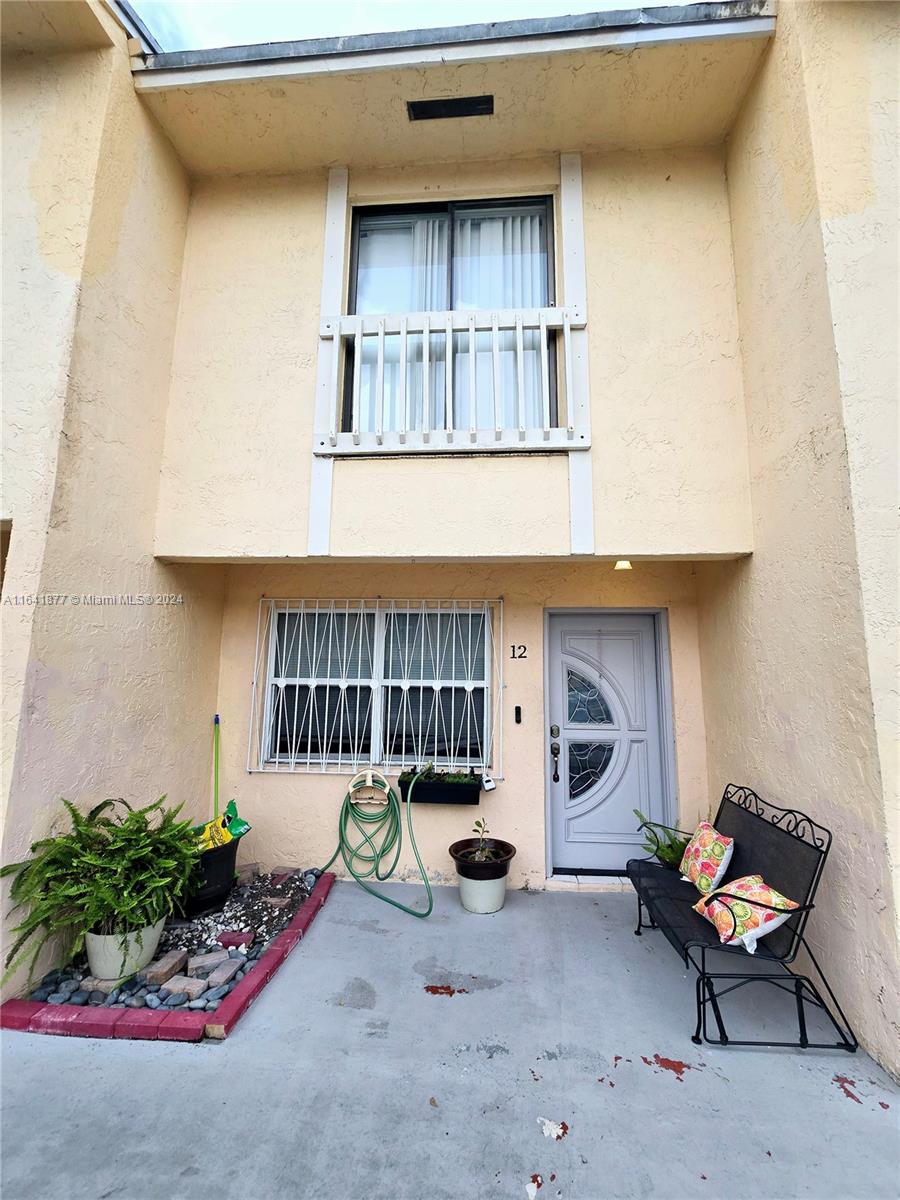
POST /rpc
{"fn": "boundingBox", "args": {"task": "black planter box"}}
[186,839,239,916]
[398,777,481,805]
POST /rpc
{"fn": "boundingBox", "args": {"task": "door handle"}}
[550,741,560,783]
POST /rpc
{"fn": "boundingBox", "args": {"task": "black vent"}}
[407,95,494,121]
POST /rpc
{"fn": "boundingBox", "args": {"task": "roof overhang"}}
[129,2,776,177]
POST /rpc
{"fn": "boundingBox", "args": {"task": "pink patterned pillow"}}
[695,874,799,953]
[679,821,734,895]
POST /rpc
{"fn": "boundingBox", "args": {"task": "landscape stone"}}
[165,992,188,1007]
[187,949,229,976]
[236,862,260,885]
[89,991,106,1004]
[125,996,145,1008]
[142,949,187,987]
[68,991,89,1006]
[263,896,289,908]
[29,987,53,1002]
[80,977,121,996]
[205,1000,220,1011]
[164,974,208,1000]
[188,999,208,1010]
[46,993,66,1005]
[204,984,230,1002]
[145,994,161,1009]
[205,958,242,989]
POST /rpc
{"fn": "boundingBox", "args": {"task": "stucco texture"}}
[215,561,708,892]
[156,152,752,561]
[1,12,227,999]
[696,1,900,1076]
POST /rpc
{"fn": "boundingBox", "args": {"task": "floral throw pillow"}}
[679,821,734,894]
[695,873,800,954]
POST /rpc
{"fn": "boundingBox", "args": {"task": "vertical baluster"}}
[328,325,340,445]
[515,312,526,440]
[422,314,431,443]
[563,309,574,436]
[539,311,550,439]
[491,313,501,440]
[399,316,408,443]
[468,314,477,442]
[351,319,362,445]
[375,318,385,444]
[445,313,454,441]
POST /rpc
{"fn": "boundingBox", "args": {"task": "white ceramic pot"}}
[85,918,165,980]
[448,837,517,915]
[456,872,509,914]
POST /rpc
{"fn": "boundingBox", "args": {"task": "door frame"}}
[542,607,678,879]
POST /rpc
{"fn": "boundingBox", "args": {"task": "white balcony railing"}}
[314,304,590,455]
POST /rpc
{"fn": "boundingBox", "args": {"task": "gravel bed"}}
[27,868,319,1014]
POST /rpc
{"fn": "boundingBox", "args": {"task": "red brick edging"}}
[0,872,335,1043]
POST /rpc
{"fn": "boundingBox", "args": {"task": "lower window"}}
[250,599,501,774]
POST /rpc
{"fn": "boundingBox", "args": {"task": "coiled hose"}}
[320,770,433,918]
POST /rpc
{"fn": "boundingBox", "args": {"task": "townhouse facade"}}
[2,0,897,1072]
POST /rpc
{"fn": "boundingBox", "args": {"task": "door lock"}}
[550,741,560,783]
[550,724,559,738]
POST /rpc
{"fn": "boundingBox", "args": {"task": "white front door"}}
[547,612,669,874]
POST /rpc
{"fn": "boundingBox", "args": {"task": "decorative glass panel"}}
[568,742,614,799]
[567,669,613,725]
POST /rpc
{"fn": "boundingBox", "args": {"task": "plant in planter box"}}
[398,764,482,805]
[633,808,689,870]
[1,796,199,983]
[449,817,516,914]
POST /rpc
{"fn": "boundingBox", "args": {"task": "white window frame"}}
[248,598,504,775]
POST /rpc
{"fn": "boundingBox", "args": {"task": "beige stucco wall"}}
[156,151,752,561]
[215,561,708,889]
[696,1,900,1075]
[1,13,227,996]
[1,43,112,845]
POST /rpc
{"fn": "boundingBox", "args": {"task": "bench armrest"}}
[699,893,814,943]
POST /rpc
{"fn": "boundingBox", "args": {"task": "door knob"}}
[550,741,560,783]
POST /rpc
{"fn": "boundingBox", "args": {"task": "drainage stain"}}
[414,956,501,992]
[330,977,377,1010]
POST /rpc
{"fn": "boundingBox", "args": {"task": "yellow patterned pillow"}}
[679,822,734,894]
[695,874,800,953]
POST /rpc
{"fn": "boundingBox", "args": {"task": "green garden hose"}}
[320,770,433,918]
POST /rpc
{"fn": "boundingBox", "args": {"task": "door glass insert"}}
[568,742,614,799]
[566,669,613,725]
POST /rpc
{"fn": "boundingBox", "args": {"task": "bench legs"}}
[633,893,659,937]
[686,942,859,1052]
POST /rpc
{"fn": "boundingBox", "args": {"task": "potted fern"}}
[449,818,516,913]
[633,808,689,869]
[1,796,199,983]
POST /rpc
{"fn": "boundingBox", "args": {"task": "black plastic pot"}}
[186,840,239,916]
[448,837,517,880]
[399,777,481,805]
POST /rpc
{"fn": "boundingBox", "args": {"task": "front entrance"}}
[546,612,670,874]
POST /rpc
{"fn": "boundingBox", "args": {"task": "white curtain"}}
[354,207,547,434]
[452,209,546,429]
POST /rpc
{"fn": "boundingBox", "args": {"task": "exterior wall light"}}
[614,560,632,570]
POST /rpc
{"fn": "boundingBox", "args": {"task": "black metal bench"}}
[626,784,858,1051]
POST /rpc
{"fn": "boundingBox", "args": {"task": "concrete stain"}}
[537,1117,570,1141]
[424,984,468,996]
[641,1053,692,1081]
[330,977,377,1010]
[414,955,501,993]
[833,1075,863,1104]
[476,1042,510,1060]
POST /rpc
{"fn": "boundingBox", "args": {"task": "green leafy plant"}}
[398,763,479,785]
[1,796,199,983]
[471,817,494,862]
[633,808,688,868]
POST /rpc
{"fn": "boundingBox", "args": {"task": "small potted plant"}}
[398,763,481,805]
[449,818,516,914]
[633,808,689,870]
[1,796,199,983]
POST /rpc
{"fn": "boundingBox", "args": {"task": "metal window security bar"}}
[248,599,503,774]
[314,196,591,456]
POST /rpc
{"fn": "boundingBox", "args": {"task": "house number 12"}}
[510,645,527,659]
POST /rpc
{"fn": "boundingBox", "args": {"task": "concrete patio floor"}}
[2,881,898,1200]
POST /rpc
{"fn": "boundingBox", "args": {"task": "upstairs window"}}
[344,197,555,437]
